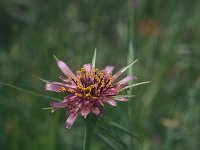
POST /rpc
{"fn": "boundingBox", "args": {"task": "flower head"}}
[45,52,138,129]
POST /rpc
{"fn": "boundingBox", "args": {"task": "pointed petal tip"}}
[66,113,78,129]
[33,74,48,83]
[53,54,58,61]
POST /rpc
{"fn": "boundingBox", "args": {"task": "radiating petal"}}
[45,82,78,93]
[106,99,117,106]
[80,109,90,118]
[104,66,114,75]
[112,59,138,81]
[117,75,137,85]
[45,82,64,92]
[113,97,128,101]
[66,113,78,129]
[92,107,100,115]
[54,55,76,78]
[83,63,92,73]
[50,101,68,108]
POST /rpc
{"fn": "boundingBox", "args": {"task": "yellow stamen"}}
[60,86,67,92]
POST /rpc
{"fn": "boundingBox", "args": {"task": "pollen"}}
[60,86,67,92]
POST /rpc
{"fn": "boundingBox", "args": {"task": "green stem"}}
[83,115,97,150]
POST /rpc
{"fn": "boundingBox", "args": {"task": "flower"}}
[45,53,137,129]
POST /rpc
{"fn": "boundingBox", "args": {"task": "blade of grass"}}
[92,48,97,68]
[97,126,127,149]
[95,133,118,150]
[107,121,141,142]
[0,81,62,101]
[120,81,151,91]
[83,115,97,150]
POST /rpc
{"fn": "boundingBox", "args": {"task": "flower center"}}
[70,67,113,98]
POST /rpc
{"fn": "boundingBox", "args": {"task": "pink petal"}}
[80,109,90,118]
[45,82,77,92]
[66,113,78,129]
[92,107,100,115]
[50,101,68,108]
[114,97,128,101]
[106,99,117,106]
[45,82,63,92]
[54,56,76,78]
[104,66,114,75]
[83,63,92,73]
[117,75,136,85]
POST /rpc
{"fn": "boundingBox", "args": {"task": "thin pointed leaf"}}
[120,81,150,91]
[97,126,127,149]
[33,74,48,83]
[107,121,141,142]
[121,59,138,73]
[95,132,118,150]
[113,95,135,98]
[113,59,138,80]
[92,48,97,68]
[43,107,53,110]
[53,54,58,61]
[0,81,62,101]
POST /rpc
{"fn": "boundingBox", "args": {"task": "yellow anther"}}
[75,93,82,97]
[60,86,67,92]
[68,89,75,93]
[85,93,90,97]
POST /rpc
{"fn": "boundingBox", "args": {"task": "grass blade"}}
[120,81,151,91]
[0,81,62,101]
[92,48,97,68]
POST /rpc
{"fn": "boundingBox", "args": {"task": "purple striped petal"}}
[45,82,78,92]
[104,66,114,75]
[83,63,92,73]
[66,113,78,129]
[80,109,90,118]
[45,82,63,92]
[54,56,76,78]
[117,75,136,85]
[114,97,128,101]
[92,107,100,115]
[50,101,68,108]
[106,99,117,106]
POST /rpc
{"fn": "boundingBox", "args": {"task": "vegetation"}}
[0,0,200,149]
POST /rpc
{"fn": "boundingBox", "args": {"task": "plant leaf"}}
[92,48,97,68]
[97,126,127,149]
[95,132,118,150]
[33,74,48,83]
[120,81,150,91]
[107,121,141,142]
[113,95,135,98]
[0,81,62,101]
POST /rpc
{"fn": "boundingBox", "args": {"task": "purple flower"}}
[45,53,137,129]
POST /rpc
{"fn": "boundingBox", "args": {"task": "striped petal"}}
[106,99,117,106]
[113,97,128,101]
[66,113,78,129]
[45,82,77,92]
[54,55,76,78]
[50,101,68,108]
[80,109,90,118]
[117,75,136,85]
[104,66,114,75]
[45,82,64,92]
[92,107,100,115]
[83,63,92,73]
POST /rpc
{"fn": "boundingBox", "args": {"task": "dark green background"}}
[0,0,200,149]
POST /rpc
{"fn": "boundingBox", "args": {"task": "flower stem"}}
[83,115,97,150]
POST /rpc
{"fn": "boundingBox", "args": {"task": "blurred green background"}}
[0,0,200,149]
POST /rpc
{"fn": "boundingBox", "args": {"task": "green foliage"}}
[0,0,200,149]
